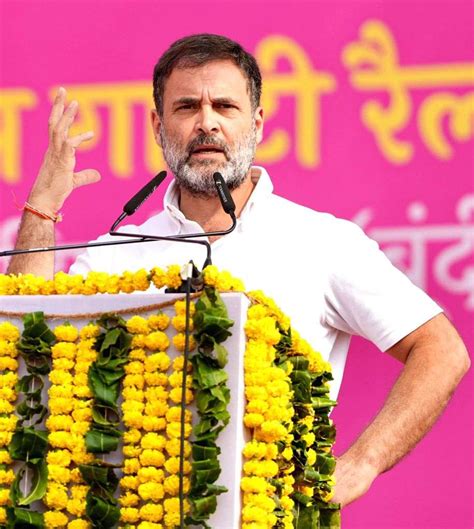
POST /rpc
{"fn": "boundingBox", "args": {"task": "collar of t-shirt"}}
[162,166,274,238]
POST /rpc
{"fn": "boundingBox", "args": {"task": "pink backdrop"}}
[1,1,472,528]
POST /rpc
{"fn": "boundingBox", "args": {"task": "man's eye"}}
[177,104,193,110]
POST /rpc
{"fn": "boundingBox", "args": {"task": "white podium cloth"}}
[0,293,250,529]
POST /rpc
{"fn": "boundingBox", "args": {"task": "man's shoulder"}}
[264,192,366,240]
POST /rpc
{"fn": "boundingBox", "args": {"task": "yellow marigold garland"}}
[0,264,339,527]
[241,301,294,529]
[0,322,20,525]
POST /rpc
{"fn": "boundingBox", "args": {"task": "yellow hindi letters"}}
[0,88,37,183]
[342,20,474,163]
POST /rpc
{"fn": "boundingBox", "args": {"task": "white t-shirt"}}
[70,167,442,400]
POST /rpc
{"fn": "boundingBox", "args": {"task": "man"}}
[7,34,470,508]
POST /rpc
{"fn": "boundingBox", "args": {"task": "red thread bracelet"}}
[23,202,63,223]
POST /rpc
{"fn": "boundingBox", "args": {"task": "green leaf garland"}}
[186,287,233,526]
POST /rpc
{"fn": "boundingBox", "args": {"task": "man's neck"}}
[178,168,258,238]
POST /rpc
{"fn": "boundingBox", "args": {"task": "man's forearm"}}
[7,211,55,279]
[333,315,470,506]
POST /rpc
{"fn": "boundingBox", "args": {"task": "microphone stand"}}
[1,172,237,287]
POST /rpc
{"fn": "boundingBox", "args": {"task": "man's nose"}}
[196,106,220,134]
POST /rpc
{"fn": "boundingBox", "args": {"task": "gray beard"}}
[160,125,257,197]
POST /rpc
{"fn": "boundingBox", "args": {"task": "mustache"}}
[186,135,230,160]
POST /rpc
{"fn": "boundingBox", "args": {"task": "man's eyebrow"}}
[172,97,199,108]
[212,97,240,106]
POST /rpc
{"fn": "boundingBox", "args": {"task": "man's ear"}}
[150,109,162,147]
[254,106,264,144]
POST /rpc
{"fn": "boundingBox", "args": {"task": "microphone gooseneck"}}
[1,169,238,273]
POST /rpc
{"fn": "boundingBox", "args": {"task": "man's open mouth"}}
[191,145,225,155]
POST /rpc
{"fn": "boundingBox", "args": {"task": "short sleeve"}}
[323,220,442,351]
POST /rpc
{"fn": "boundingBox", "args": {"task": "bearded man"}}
[7,34,470,509]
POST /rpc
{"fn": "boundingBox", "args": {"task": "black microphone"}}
[124,170,167,215]
[213,172,236,216]
[110,171,167,232]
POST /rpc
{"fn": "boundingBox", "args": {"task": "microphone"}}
[213,172,236,216]
[1,170,238,273]
[110,171,167,232]
[124,170,167,215]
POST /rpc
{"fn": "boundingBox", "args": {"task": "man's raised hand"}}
[28,87,101,215]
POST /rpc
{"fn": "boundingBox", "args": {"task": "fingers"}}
[67,131,94,149]
[73,169,101,188]
[53,100,79,150]
[48,87,66,136]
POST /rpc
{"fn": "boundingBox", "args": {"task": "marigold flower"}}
[172,333,196,352]
[121,507,140,523]
[0,275,18,296]
[165,265,182,289]
[148,312,170,331]
[163,474,190,496]
[0,372,18,388]
[139,449,165,467]
[125,360,145,375]
[132,267,151,289]
[150,266,166,289]
[67,519,89,529]
[123,458,141,475]
[166,439,191,458]
[67,498,86,516]
[44,484,68,509]
[144,400,168,417]
[123,445,142,458]
[54,324,79,342]
[123,411,144,429]
[129,347,146,361]
[49,370,73,386]
[141,433,167,450]
[240,477,269,494]
[123,429,142,445]
[169,387,193,405]
[120,475,140,490]
[0,487,9,504]
[171,314,194,333]
[0,416,17,432]
[137,482,165,501]
[168,372,192,388]
[145,331,169,351]
[0,357,18,371]
[44,510,69,527]
[126,316,150,335]
[46,415,74,432]
[0,341,18,358]
[142,416,166,432]
[165,406,192,423]
[143,372,168,387]
[119,492,140,507]
[166,421,192,439]
[137,466,164,483]
[122,401,145,414]
[47,464,71,484]
[49,397,74,415]
[0,450,12,465]
[0,469,14,485]
[164,457,191,475]
[171,355,192,372]
[123,374,145,389]
[144,352,171,373]
[79,323,100,339]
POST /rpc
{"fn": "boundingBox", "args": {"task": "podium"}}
[0,292,250,529]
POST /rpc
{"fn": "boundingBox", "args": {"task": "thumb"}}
[73,169,101,188]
